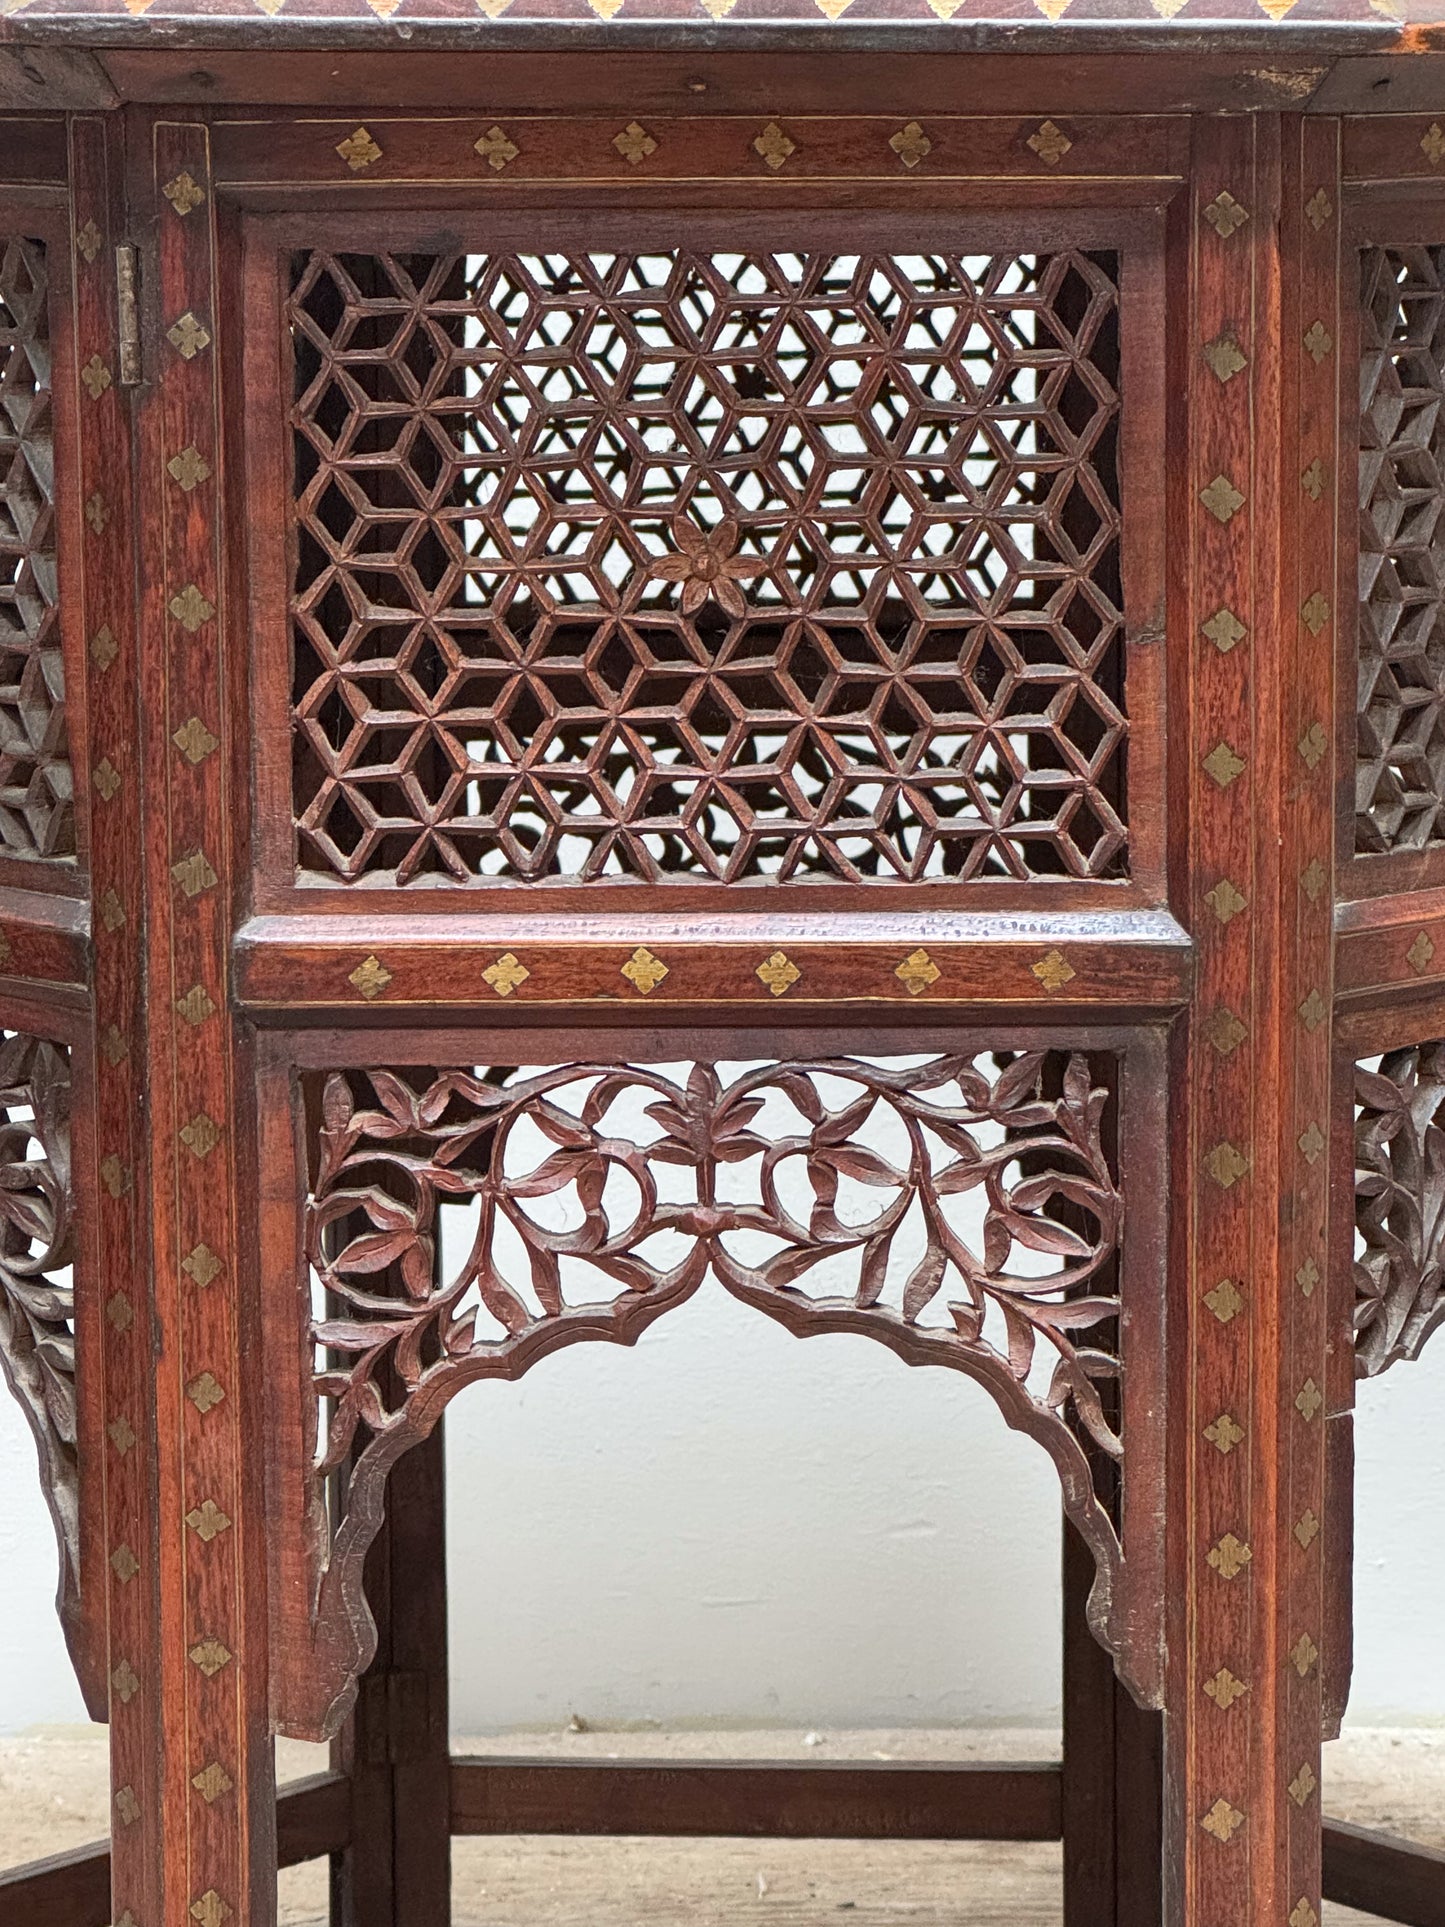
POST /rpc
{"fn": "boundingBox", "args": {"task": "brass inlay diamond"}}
[169,583,214,631]
[1297,1256,1320,1297]
[1203,741,1245,788]
[166,311,212,360]
[110,1543,139,1583]
[1301,590,1331,634]
[176,984,216,1027]
[1294,1509,1321,1550]
[1305,188,1333,231]
[1298,988,1327,1032]
[186,1499,232,1541]
[180,1112,221,1159]
[336,127,382,171]
[1202,607,1246,653]
[754,122,796,170]
[191,1890,232,1927]
[1200,473,1245,524]
[93,757,121,801]
[1207,1533,1253,1580]
[187,1371,225,1415]
[1290,1632,1320,1677]
[1303,320,1333,364]
[1204,1277,1245,1324]
[173,716,219,765]
[1031,948,1076,993]
[1201,1797,1245,1843]
[475,125,519,170]
[172,850,218,896]
[86,491,108,535]
[1203,191,1250,238]
[100,888,126,932]
[76,218,102,263]
[349,955,393,1000]
[1205,878,1247,924]
[1295,1379,1323,1422]
[613,121,658,166]
[1297,722,1327,771]
[889,121,932,168]
[168,445,211,492]
[1204,1412,1245,1455]
[1288,1763,1318,1807]
[106,1289,133,1332]
[621,946,669,994]
[184,1242,222,1288]
[1298,1120,1325,1165]
[757,950,801,996]
[101,1155,131,1200]
[1407,931,1435,973]
[1203,1667,1248,1709]
[111,1659,140,1703]
[108,1415,137,1454]
[896,948,940,996]
[193,1762,234,1804]
[484,952,530,997]
[81,354,112,400]
[1290,1901,1319,1927]
[1422,123,1445,165]
[1205,1006,1247,1057]
[90,624,118,671]
[164,170,206,215]
[1301,457,1326,501]
[115,1784,141,1825]
[1027,120,1072,166]
[1202,333,1247,383]
[1301,858,1327,903]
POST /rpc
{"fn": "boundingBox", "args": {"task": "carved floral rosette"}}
[270,1041,1166,1738]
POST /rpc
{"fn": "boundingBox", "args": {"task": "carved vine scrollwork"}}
[0,1031,78,1598]
[304,1049,1127,1726]
[1355,1043,1445,1375]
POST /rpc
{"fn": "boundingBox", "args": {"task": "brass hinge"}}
[115,243,141,386]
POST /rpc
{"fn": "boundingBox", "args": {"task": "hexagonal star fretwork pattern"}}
[288,247,1126,886]
[1358,246,1445,856]
[0,238,73,862]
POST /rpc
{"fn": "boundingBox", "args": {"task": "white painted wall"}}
[3,1287,1444,1737]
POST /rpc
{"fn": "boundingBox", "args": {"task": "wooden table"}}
[1,7,1444,1923]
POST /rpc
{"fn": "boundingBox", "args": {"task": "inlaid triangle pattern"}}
[287,247,1127,886]
[0,237,73,862]
[1358,246,1445,856]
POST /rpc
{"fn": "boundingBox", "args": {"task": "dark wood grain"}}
[1321,1817,1445,1925]
[448,1757,1063,1841]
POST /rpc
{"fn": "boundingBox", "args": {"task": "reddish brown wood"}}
[1321,1816,1445,1924]
[6,56,1445,1927]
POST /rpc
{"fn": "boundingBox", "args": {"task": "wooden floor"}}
[5,1725,1442,1925]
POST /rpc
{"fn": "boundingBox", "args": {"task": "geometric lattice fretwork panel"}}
[0,238,71,863]
[289,248,1126,886]
[1357,245,1445,856]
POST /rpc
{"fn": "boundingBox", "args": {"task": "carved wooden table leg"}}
[1172,112,1339,1927]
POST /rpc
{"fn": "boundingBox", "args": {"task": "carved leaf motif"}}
[0,1033,78,1606]
[303,1050,1127,1670]
[1354,1041,1445,1374]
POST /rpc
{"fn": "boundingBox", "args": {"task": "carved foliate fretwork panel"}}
[0,1030,78,1601]
[1354,1042,1445,1375]
[1356,245,1445,856]
[288,246,1127,888]
[274,1042,1162,1734]
[0,236,72,865]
